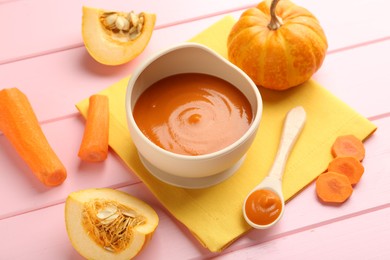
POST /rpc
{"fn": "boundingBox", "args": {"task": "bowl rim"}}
[125,42,262,161]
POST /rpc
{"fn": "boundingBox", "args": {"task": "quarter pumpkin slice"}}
[82,6,156,65]
[65,188,159,259]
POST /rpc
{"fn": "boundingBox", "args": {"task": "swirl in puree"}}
[133,73,253,155]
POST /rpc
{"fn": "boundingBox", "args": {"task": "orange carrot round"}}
[316,171,353,203]
[331,135,365,161]
[78,94,109,162]
[327,156,364,185]
[0,88,67,186]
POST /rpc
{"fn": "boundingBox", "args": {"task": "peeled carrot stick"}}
[316,171,353,203]
[327,156,364,185]
[0,88,67,186]
[78,94,109,162]
[331,135,365,161]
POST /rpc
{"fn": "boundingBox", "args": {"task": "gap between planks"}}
[0,178,143,221]
[199,202,390,260]
[2,2,389,66]
[1,95,388,136]
[0,4,255,66]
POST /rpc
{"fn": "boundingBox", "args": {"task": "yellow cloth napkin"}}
[76,16,377,252]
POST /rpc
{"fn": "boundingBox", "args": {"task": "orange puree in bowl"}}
[133,73,253,155]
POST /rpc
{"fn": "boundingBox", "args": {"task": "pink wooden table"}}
[1,0,390,259]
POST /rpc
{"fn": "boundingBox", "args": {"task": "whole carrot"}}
[0,88,67,186]
[78,94,109,162]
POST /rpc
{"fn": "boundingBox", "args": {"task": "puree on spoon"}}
[244,189,283,226]
[133,73,253,155]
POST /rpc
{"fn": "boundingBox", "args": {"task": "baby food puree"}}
[133,73,253,155]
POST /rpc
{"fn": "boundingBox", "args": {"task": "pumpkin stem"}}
[268,0,283,30]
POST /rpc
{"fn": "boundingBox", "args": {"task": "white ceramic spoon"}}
[243,106,307,229]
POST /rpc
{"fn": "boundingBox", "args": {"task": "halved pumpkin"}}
[65,188,159,259]
[82,6,156,65]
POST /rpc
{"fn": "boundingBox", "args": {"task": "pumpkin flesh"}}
[65,188,159,259]
[82,6,156,66]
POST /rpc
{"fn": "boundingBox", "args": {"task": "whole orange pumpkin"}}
[227,0,328,90]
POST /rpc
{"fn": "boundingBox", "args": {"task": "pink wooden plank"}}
[203,115,390,258]
[314,39,390,118]
[214,206,390,259]
[1,6,389,222]
[0,11,244,122]
[0,115,140,219]
[2,0,390,64]
[0,0,257,64]
[1,115,389,259]
[1,1,390,258]
[0,184,207,260]
[293,0,390,52]
[1,12,390,124]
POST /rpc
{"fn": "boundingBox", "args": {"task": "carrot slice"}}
[0,88,67,186]
[316,171,353,203]
[331,135,365,161]
[78,94,109,162]
[327,156,364,185]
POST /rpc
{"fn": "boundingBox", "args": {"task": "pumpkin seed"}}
[104,246,115,252]
[115,16,130,31]
[104,13,118,29]
[129,31,141,41]
[100,212,120,225]
[129,11,139,27]
[96,204,118,219]
[122,209,137,218]
[83,199,147,253]
[101,11,144,41]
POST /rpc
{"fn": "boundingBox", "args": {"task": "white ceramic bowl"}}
[126,42,262,188]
